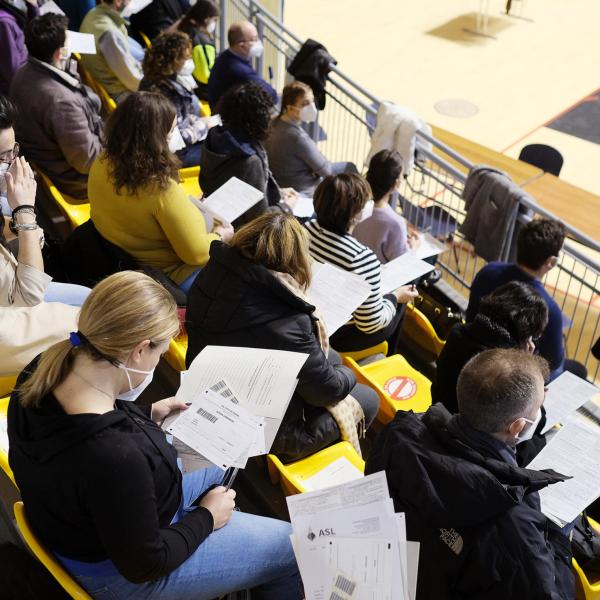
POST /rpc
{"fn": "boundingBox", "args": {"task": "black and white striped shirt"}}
[305,220,396,333]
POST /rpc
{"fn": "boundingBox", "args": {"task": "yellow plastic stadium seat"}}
[339,341,388,363]
[573,517,600,600]
[267,441,365,496]
[0,396,15,486]
[200,100,211,116]
[403,303,446,357]
[179,166,202,198]
[32,166,90,229]
[165,335,188,372]
[73,54,116,115]
[139,31,152,49]
[13,502,92,600]
[343,353,432,424]
[0,375,16,397]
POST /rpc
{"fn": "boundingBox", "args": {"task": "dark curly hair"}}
[142,31,192,80]
[25,13,68,63]
[217,82,274,142]
[103,92,180,195]
[479,281,549,344]
[516,218,566,271]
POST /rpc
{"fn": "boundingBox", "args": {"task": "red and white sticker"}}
[384,376,417,401]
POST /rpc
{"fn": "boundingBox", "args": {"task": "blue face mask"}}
[117,364,154,402]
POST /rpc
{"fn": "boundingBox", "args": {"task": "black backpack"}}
[572,513,600,575]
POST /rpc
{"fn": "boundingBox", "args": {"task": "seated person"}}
[0,0,39,95]
[305,174,418,352]
[178,0,219,100]
[354,149,418,263]
[466,218,586,381]
[200,82,296,227]
[0,145,81,376]
[8,270,302,599]
[207,20,276,111]
[186,212,380,462]
[366,348,574,600]
[88,91,232,294]
[10,13,103,200]
[130,0,188,42]
[56,0,95,31]
[432,281,548,414]
[140,31,212,168]
[79,0,143,102]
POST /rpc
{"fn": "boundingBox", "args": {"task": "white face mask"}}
[247,40,264,59]
[516,407,542,444]
[206,20,217,34]
[117,364,154,402]
[179,58,195,77]
[167,126,186,153]
[299,101,318,123]
[0,163,9,196]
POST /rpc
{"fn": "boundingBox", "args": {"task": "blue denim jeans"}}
[62,467,302,600]
[44,281,91,307]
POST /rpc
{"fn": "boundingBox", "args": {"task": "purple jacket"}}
[0,3,39,95]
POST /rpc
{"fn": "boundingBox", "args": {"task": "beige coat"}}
[0,245,79,377]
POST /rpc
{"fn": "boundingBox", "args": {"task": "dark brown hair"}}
[179,0,219,34]
[104,92,180,195]
[313,174,372,235]
[366,149,403,201]
[142,31,191,80]
[516,218,566,271]
[279,80,311,116]
[230,213,312,289]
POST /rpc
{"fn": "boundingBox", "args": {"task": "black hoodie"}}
[366,404,574,600]
[186,241,356,462]
[7,359,214,584]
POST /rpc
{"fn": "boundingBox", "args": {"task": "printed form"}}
[202,177,263,224]
[380,254,434,295]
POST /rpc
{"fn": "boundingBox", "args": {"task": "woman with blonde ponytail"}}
[8,270,302,600]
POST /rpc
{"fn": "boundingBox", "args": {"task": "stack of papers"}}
[165,346,308,471]
[410,233,446,260]
[541,371,599,434]
[380,254,434,295]
[527,413,600,526]
[308,262,371,335]
[288,472,419,600]
[202,177,263,224]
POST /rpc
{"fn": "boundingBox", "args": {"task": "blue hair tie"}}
[69,331,82,347]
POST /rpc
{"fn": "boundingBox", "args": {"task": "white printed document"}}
[66,31,96,55]
[293,196,315,219]
[302,457,363,491]
[202,177,263,224]
[410,233,446,260]
[380,254,434,295]
[179,346,306,420]
[39,1,65,15]
[541,371,600,434]
[308,262,371,335]
[165,388,262,470]
[527,413,600,525]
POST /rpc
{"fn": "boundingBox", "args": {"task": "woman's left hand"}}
[151,397,191,424]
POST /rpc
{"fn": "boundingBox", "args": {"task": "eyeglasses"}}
[0,142,19,164]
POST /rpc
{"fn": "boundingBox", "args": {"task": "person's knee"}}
[353,383,380,426]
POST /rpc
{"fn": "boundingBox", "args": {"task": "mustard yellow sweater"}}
[89,157,218,284]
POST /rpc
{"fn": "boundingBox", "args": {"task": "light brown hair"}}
[279,80,311,116]
[103,91,180,195]
[18,272,180,408]
[313,174,372,235]
[230,212,312,289]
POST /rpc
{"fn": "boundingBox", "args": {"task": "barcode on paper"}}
[208,380,239,404]
[196,407,218,423]
[328,571,358,600]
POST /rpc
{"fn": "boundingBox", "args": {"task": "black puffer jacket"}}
[431,314,517,413]
[366,405,574,600]
[185,241,356,462]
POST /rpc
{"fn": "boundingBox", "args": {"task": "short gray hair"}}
[457,348,548,432]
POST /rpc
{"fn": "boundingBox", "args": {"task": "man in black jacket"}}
[366,348,574,599]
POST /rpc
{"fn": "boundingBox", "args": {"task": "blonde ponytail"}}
[18,271,180,408]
